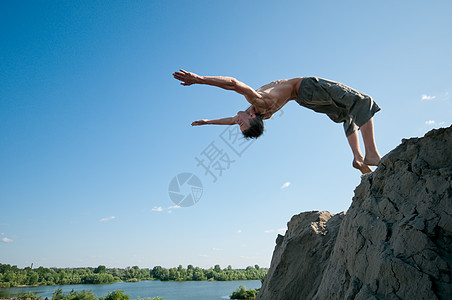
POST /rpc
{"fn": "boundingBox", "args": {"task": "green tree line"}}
[12,289,163,300]
[53,288,163,300]
[230,285,260,299]
[0,263,267,288]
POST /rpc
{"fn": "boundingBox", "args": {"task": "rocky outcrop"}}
[257,211,345,300]
[257,126,452,300]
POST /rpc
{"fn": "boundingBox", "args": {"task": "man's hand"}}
[191,119,209,126]
[173,69,200,86]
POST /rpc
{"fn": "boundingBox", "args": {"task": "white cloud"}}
[152,206,163,212]
[100,216,116,222]
[421,94,436,101]
[425,120,435,125]
[199,254,208,257]
[265,228,287,235]
[212,248,223,251]
[168,205,181,209]
[237,229,242,233]
[2,237,13,243]
[280,182,291,189]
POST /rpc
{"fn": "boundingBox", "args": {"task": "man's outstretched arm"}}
[173,69,263,105]
[191,117,237,126]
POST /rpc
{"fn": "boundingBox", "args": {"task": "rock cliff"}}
[257,126,452,300]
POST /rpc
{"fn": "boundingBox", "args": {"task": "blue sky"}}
[1,1,451,269]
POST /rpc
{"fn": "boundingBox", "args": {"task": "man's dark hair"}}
[242,113,264,139]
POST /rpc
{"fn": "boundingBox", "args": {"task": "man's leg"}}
[360,117,381,166]
[347,130,372,174]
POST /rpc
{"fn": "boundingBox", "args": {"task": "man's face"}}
[236,110,255,132]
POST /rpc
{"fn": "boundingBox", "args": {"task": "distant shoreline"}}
[0,263,267,290]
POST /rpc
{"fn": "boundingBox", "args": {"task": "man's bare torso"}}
[248,77,303,119]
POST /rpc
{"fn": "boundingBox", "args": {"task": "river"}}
[0,280,262,300]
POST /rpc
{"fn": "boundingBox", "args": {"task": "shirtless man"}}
[173,69,381,174]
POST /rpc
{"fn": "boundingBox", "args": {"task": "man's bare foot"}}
[353,159,373,174]
[364,153,381,166]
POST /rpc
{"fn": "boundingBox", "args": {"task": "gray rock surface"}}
[257,126,452,300]
[257,211,345,300]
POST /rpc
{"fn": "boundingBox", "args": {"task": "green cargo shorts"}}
[296,77,381,136]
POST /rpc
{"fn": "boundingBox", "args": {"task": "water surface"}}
[0,280,261,300]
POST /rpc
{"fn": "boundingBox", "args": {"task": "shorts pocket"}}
[300,78,333,106]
